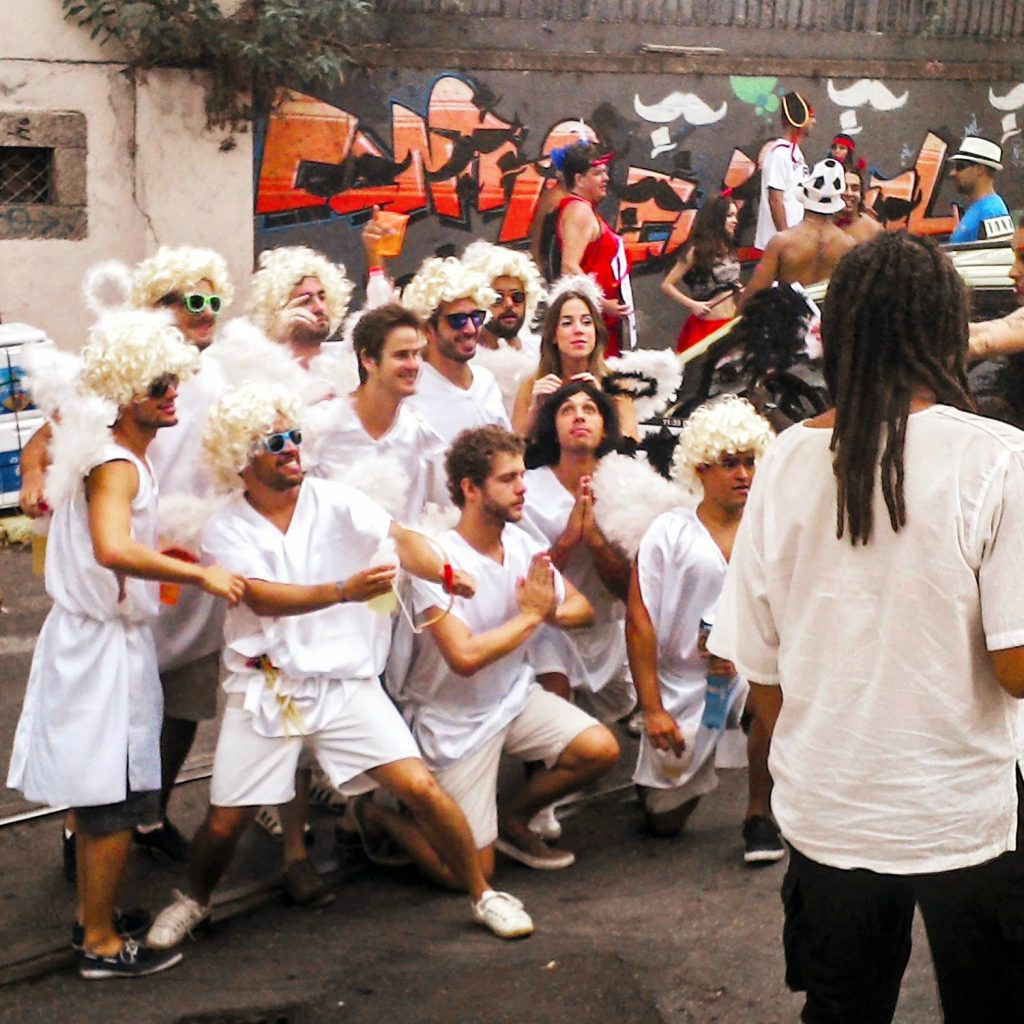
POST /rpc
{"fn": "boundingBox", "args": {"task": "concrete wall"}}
[253,56,1024,349]
[0,1,253,349]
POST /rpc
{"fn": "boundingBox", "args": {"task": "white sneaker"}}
[528,805,562,842]
[146,890,211,950]
[472,890,534,939]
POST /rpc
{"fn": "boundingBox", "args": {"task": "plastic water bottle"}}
[699,616,729,731]
[366,537,399,615]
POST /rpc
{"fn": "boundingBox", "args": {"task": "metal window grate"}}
[0,147,53,204]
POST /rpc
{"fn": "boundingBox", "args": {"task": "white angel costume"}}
[8,445,163,807]
[520,466,632,722]
[632,507,747,802]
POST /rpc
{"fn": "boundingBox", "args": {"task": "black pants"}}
[782,785,1024,1024]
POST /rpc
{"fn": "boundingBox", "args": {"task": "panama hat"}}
[949,136,1003,171]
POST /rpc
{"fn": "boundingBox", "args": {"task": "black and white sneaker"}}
[79,938,183,980]
[71,907,152,950]
[742,815,786,866]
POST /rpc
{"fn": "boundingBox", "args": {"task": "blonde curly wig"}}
[400,256,497,321]
[672,394,774,495]
[460,241,545,327]
[129,246,235,310]
[79,310,199,408]
[203,382,304,491]
[247,246,353,337]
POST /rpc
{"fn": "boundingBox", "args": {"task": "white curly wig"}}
[129,246,235,310]
[203,382,304,491]
[79,310,199,408]
[672,394,774,495]
[400,256,497,321]
[460,241,545,327]
[247,246,353,337]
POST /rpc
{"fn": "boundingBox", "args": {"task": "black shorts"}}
[74,789,161,837]
[781,779,1024,1024]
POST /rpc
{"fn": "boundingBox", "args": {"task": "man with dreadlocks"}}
[710,232,1024,1023]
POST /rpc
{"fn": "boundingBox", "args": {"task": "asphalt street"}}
[0,537,943,1023]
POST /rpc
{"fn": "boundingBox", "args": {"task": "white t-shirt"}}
[520,466,626,693]
[754,139,807,250]
[633,506,744,789]
[305,394,447,524]
[387,525,563,769]
[710,406,1024,874]
[202,477,392,692]
[407,361,511,445]
[148,355,227,670]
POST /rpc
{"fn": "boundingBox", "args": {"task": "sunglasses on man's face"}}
[442,310,486,331]
[492,291,526,306]
[255,428,303,454]
[147,373,179,399]
[181,293,223,315]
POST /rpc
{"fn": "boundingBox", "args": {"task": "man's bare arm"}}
[18,421,53,516]
[768,188,788,233]
[625,563,684,754]
[969,307,1024,361]
[87,461,244,602]
[988,646,1024,700]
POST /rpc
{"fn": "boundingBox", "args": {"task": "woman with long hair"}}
[511,277,639,439]
[661,194,741,354]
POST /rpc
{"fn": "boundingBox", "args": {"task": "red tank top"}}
[556,195,629,356]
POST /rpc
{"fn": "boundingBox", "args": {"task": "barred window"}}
[0,147,54,204]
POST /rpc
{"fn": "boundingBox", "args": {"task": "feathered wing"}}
[158,491,232,553]
[206,317,334,404]
[472,342,537,415]
[592,452,693,558]
[315,450,411,521]
[20,344,81,420]
[45,393,118,509]
[604,349,683,421]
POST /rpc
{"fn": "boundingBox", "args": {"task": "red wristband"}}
[442,563,455,592]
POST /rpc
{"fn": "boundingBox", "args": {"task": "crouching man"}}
[385,426,620,878]
[147,384,534,946]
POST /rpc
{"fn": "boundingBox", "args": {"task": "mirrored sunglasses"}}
[147,373,179,399]
[443,310,486,330]
[492,290,526,305]
[255,428,302,454]
[182,293,223,315]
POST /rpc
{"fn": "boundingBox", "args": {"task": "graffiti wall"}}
[254,71,1024,347]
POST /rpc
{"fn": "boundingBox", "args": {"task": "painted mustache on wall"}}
[990,83,1024,111]
[633,91,728,125]
[827,79,909,111]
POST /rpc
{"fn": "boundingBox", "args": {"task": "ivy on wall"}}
[61,0,371,133]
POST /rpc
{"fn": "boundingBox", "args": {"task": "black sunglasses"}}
[442,310,486,331]
[255,428,302,454]
[147,373,179,399]
[492,290,526,305]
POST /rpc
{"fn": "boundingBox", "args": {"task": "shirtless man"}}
[741,158,855,310]
[836,168,884,244]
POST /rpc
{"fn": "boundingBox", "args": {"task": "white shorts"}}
[434,686,599,849]
[210,680,420,807]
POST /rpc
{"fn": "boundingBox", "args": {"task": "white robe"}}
[520,466,627,695]
[8,443,163,806]
[632,507,746,790]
